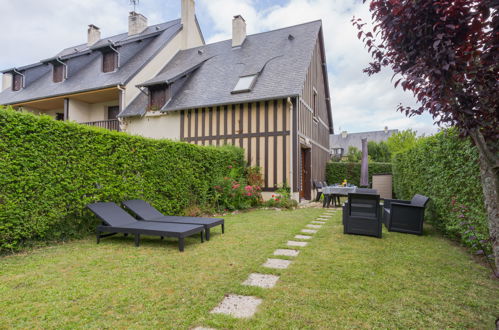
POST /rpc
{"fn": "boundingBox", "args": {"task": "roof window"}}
[231,74,257,94]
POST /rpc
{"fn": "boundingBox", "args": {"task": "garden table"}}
[322,186,357,208]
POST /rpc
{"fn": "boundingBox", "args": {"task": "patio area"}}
[0,207,497,328]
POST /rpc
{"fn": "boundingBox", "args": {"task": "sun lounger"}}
[122,199,225,241]
[87,202,205,252]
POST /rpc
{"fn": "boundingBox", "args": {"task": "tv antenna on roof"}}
[130,0,139,12]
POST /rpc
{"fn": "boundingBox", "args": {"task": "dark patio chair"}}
[383,194,429,235]
[122,199,224,241]
[343,193,382,238]
[313,181,324,201]
[356,188,378,194]
[87,202,205,252]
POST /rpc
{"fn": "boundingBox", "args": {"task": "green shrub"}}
[326,162,392,186]
[264,184,298,209]
[392,128,488,250]
[0,108,244,252]
[368,141,391,162]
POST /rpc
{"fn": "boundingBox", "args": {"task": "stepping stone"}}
[312,221,326,224]
[262,258,292,269]
[306,224,322,229]
[243,273,280,288]
[274,249,300,257]
[211,294,262,319]
[193,327,217,330]
[294,235,312,240]
[301,229,317,234]
[287,240,308,247]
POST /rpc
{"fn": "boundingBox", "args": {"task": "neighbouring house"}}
[330,128,398,157]
[0,0,332,200]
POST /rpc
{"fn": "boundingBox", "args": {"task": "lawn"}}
[0,207,497,329]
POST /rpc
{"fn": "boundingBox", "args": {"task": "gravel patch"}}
[306,224,322,229]
[301,229,317,234]
[211,294,262,318]
[243,273,280,288]
[287,241,308,247]
[274,249,300,257]
[262,258,292,269]
[294,235,313,240]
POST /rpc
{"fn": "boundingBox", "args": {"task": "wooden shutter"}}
[149,84,169,110]
[102,52,117,73]
[53,64,64,83]
[12,73,23,91]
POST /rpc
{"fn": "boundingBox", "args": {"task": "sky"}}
[0,0,439,135]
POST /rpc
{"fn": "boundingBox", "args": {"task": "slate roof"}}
[0,19,182,105]
[120,20,326,118]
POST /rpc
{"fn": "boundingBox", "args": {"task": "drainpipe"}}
[12,68,26,88]
[117,84,126,131]
[287,97,294,196]
[55,57,68,80]
[108,43,121,68]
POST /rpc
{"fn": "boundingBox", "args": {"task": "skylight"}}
[232,74,257,93]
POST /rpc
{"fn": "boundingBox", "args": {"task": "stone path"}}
[206,209,335,327]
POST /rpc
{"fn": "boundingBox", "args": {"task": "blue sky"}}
[0,0,438,135]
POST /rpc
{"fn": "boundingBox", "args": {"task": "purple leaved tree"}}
[353,0,498,273]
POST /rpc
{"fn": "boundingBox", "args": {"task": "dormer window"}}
[102,51,118,73]
[53,63,65,83]
[148,84,169,111]
[231,74,257,94]
[12,73,23,91]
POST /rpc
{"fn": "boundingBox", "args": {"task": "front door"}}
[107,106,120,120]
[300,148,311,200]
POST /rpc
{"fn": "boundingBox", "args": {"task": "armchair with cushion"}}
[383,194,430,235]
[343,193,382,238]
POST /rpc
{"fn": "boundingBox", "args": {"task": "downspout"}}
[117,84,126,131]
[55,57,68,80]
[12,68,26,88]
[287,97,294,196]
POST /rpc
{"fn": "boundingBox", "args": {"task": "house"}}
[330,128,398,157]
[0,0,332,201]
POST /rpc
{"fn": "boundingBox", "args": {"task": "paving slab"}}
[307,224,322,229]
[243,273,280,288]
[193,327,217,330]
[294,235,313,240]
[274,249,300,257]
[262,258,292,269]
[301,229,317,234]
[312,221,326,224]
[287,240,308,247]
[211,294,262,318]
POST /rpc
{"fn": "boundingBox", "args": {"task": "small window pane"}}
[149,84,169,111]
[102,52,117,73]
[53,64,64,83]
[232,75,257,93]
[12,73,23,91]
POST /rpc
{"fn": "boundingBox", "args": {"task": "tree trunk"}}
[469,128,499,277]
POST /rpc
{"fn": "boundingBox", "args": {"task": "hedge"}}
[0,109,244,252]
[392,128,488,248]
[326,162,392,186]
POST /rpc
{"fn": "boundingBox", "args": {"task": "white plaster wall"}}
[22,106,63,119]
[89,101,119,121]
[2,73,13,91]
[125,112,181,140]
[67,99,90,122]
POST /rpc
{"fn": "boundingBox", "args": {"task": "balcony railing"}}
[82,119,120,132]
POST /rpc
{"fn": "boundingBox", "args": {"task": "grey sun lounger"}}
[87,202,205,252]
[122,199,225,241]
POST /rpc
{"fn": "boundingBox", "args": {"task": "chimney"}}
[232,15,246,47]
[87,24,101,46]
[2,73,13,91]
[181,0,196,49]
[128,11,148,36]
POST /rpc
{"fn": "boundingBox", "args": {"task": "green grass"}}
[0,207,497,329]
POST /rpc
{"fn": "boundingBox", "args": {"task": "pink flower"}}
[245,185,253,192]
[232,184,240,189]
[275,198,280,202]
[228,165,233,169]
[246,192,252,196]
[272,194,275,197]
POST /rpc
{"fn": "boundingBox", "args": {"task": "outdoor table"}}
[322,186,357,208]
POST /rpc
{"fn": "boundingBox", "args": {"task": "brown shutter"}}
[53,64,64,83]
[102,52,117,73]
[12,73,23,91]
[149,84,169,110]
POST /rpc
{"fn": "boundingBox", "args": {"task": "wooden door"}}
[301,148,311,200]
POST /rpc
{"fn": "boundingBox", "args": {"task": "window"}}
[12,73,23,91]
[231,74,257,94]
[107,106,120,120]
[102,51,117,73]
[148,84,169,111]
[53,63,65,83]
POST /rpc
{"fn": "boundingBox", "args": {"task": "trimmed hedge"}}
[326,162,392,186]
[392,128,487,248]
[0,109,244,252]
